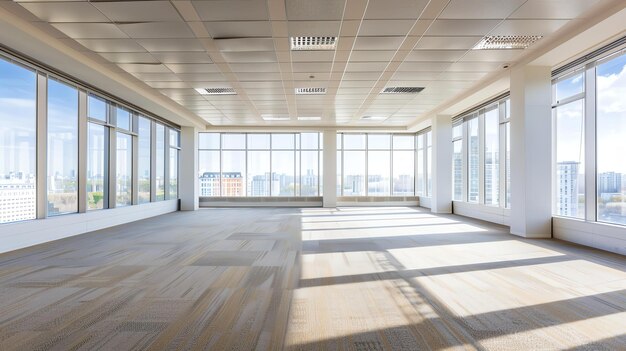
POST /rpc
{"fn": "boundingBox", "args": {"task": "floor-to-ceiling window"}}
[87,95,108,210]
[137,116,151,204]
[168,129,179,199]
[198,132,321,197]
[484,106,499,206]
[452,122,463,201]
[0,57,36,223]
[416,133,425,196]
[115,107,132,206]
[392,135,415,196]
[367,134,391,196]
[155,123,166,201]
[47,79,78,215]
[467,116,479,203]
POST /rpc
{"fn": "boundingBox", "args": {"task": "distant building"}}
[199,172,243,196]
[557,161,579,217]
[598,171,622,194]
[0,172,36,224]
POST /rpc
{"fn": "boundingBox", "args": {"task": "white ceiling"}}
[7,0,615,127]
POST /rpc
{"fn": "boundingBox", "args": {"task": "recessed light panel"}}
[195,87,236,95]
[473,35,543,50]
[298,116,321,121]
[290,37,337,51]
[295,87,327,95]
[262,115,290,121]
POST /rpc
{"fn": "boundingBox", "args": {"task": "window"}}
[169,129,179,199]
[467,117,479,202]
[116,106,131,130]
[484,106,499,206]
[368,135,390,196]
[199,132,321,197]
[553,71,585,219]
[87,123,106,210]
[426,131,432,197]
[416,133,425,196]
[452,123,463,201]
[47,79,78,215]
[137,117,151,204]
[116,132,132,206]
[393,135,415,196]
[0,58,36,223]
[596,52,626,225]
[155,124,165,200]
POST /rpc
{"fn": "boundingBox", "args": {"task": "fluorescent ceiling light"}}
[298,116,321,121]
[195,88,236,95]
[295,87,326,95]
[262,115,290,121]
[473,35,543,50]
[290,37,337,51]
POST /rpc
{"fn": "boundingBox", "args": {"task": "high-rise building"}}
[598,172,622,194]
[557,162,579,217]
[199,172,244,197]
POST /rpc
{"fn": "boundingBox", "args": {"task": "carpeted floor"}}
[0,207,625,350]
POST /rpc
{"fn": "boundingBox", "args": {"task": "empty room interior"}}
[1,0,626,350]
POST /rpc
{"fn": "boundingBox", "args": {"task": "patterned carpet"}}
[0,207,625,350]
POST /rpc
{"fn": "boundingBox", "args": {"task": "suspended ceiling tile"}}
[229,63,281,73]
[349,50,398,61]
[286,0,345,20]
[98,52,159,63]
[214,38,276,52]
[203,21,272,39]
[292,62,333,73]
[135,39,205,52]
[21,2,109,22]
[291,51,336,62]
[460,49,524,62]
[117,63,172,73]
[397,61,452,72]
[405,50,467,62]
[193,0,269,21]
[363,0,428,20]
[415,36,482,50]
[51,23,128,39]
[177,73,227,82]
[439,0,526,19]
[426,19,500,36]
[287,21,342,37]
[358,20,418,36]
[354,37,405,51]
[146,81,190,89]
[165,64,220,74]
[220,51,278,63]
[118,22,195,39]
[510,0,601,19]
[131,72,182,81]
[490,19,570,36]
[94,1,182,22]
[447,61,504,72]
[151,52,213,63]
[76,39,147,53]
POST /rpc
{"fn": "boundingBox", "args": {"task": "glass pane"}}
[137,117,151,204]
[272,150,295,196]
[169,129,179,147]
[368,150,390,195]
[596,53,626,225]
[505,99,511,119]
[417,134,424,196]
[336,150,342,196]
[156,124,165,201]
[300,133,319,149]
[336,133,342,149]
[452,123,463,139]
[555,71,584,103]
[300,151,319,196]
[47,79,78,215]
[393,150,414,195]
[116,132,132,206]
[88,95,106,121]
[272,134,294,149]
[393,135,414,150]
[343,150,365,196]
[484,107,499,206]
[555,99,584,218]
[221,150,245,196]
[248,134,270,149]
[222,134,245,149]
[116,107,131,130]
[505,123,511,208]
[0,59,37,223]
[169,149,178,199]
[87,123,106,210]
[199,150,220,196]
[248,150,270,196]
[199,133,220,149]
[344,134,366,149]
[426,131,432,196]
[453,140,463,201]
[368,134,390,149]
[468,118,479,202]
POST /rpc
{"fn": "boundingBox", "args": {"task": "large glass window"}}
[553,72,585,219]
[47,79,78,215]
[416,134,424,196]
[452,123,463,201]
[484,107,499,206]
[0,58,37,223]
[393,135,415,196]
[426,131,432,196]
[596,53,626,225]
[87,123,106,210]
[343,150,366,196]
[199,132,321,197]
[116,132,132,206]
[467,117,479,202]
[155,124,165,201]
[137,117,151,204]
[169,129,179,199]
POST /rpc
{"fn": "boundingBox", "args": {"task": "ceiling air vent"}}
[295,87,327,95]
[473,35,543,50]
[380,87,424,94]
[195,87,236,95]
[290,37,337,51]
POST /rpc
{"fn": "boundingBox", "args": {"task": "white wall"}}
[553,217,626,256]
[453,201,510,226]
[0,200,178,254]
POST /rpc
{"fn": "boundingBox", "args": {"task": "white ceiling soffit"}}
[4,0,626,128]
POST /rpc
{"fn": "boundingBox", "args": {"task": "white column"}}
[179,126,198,211]
[431,114,452,213]
[510,65,552,238]
[322,129,337,208]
